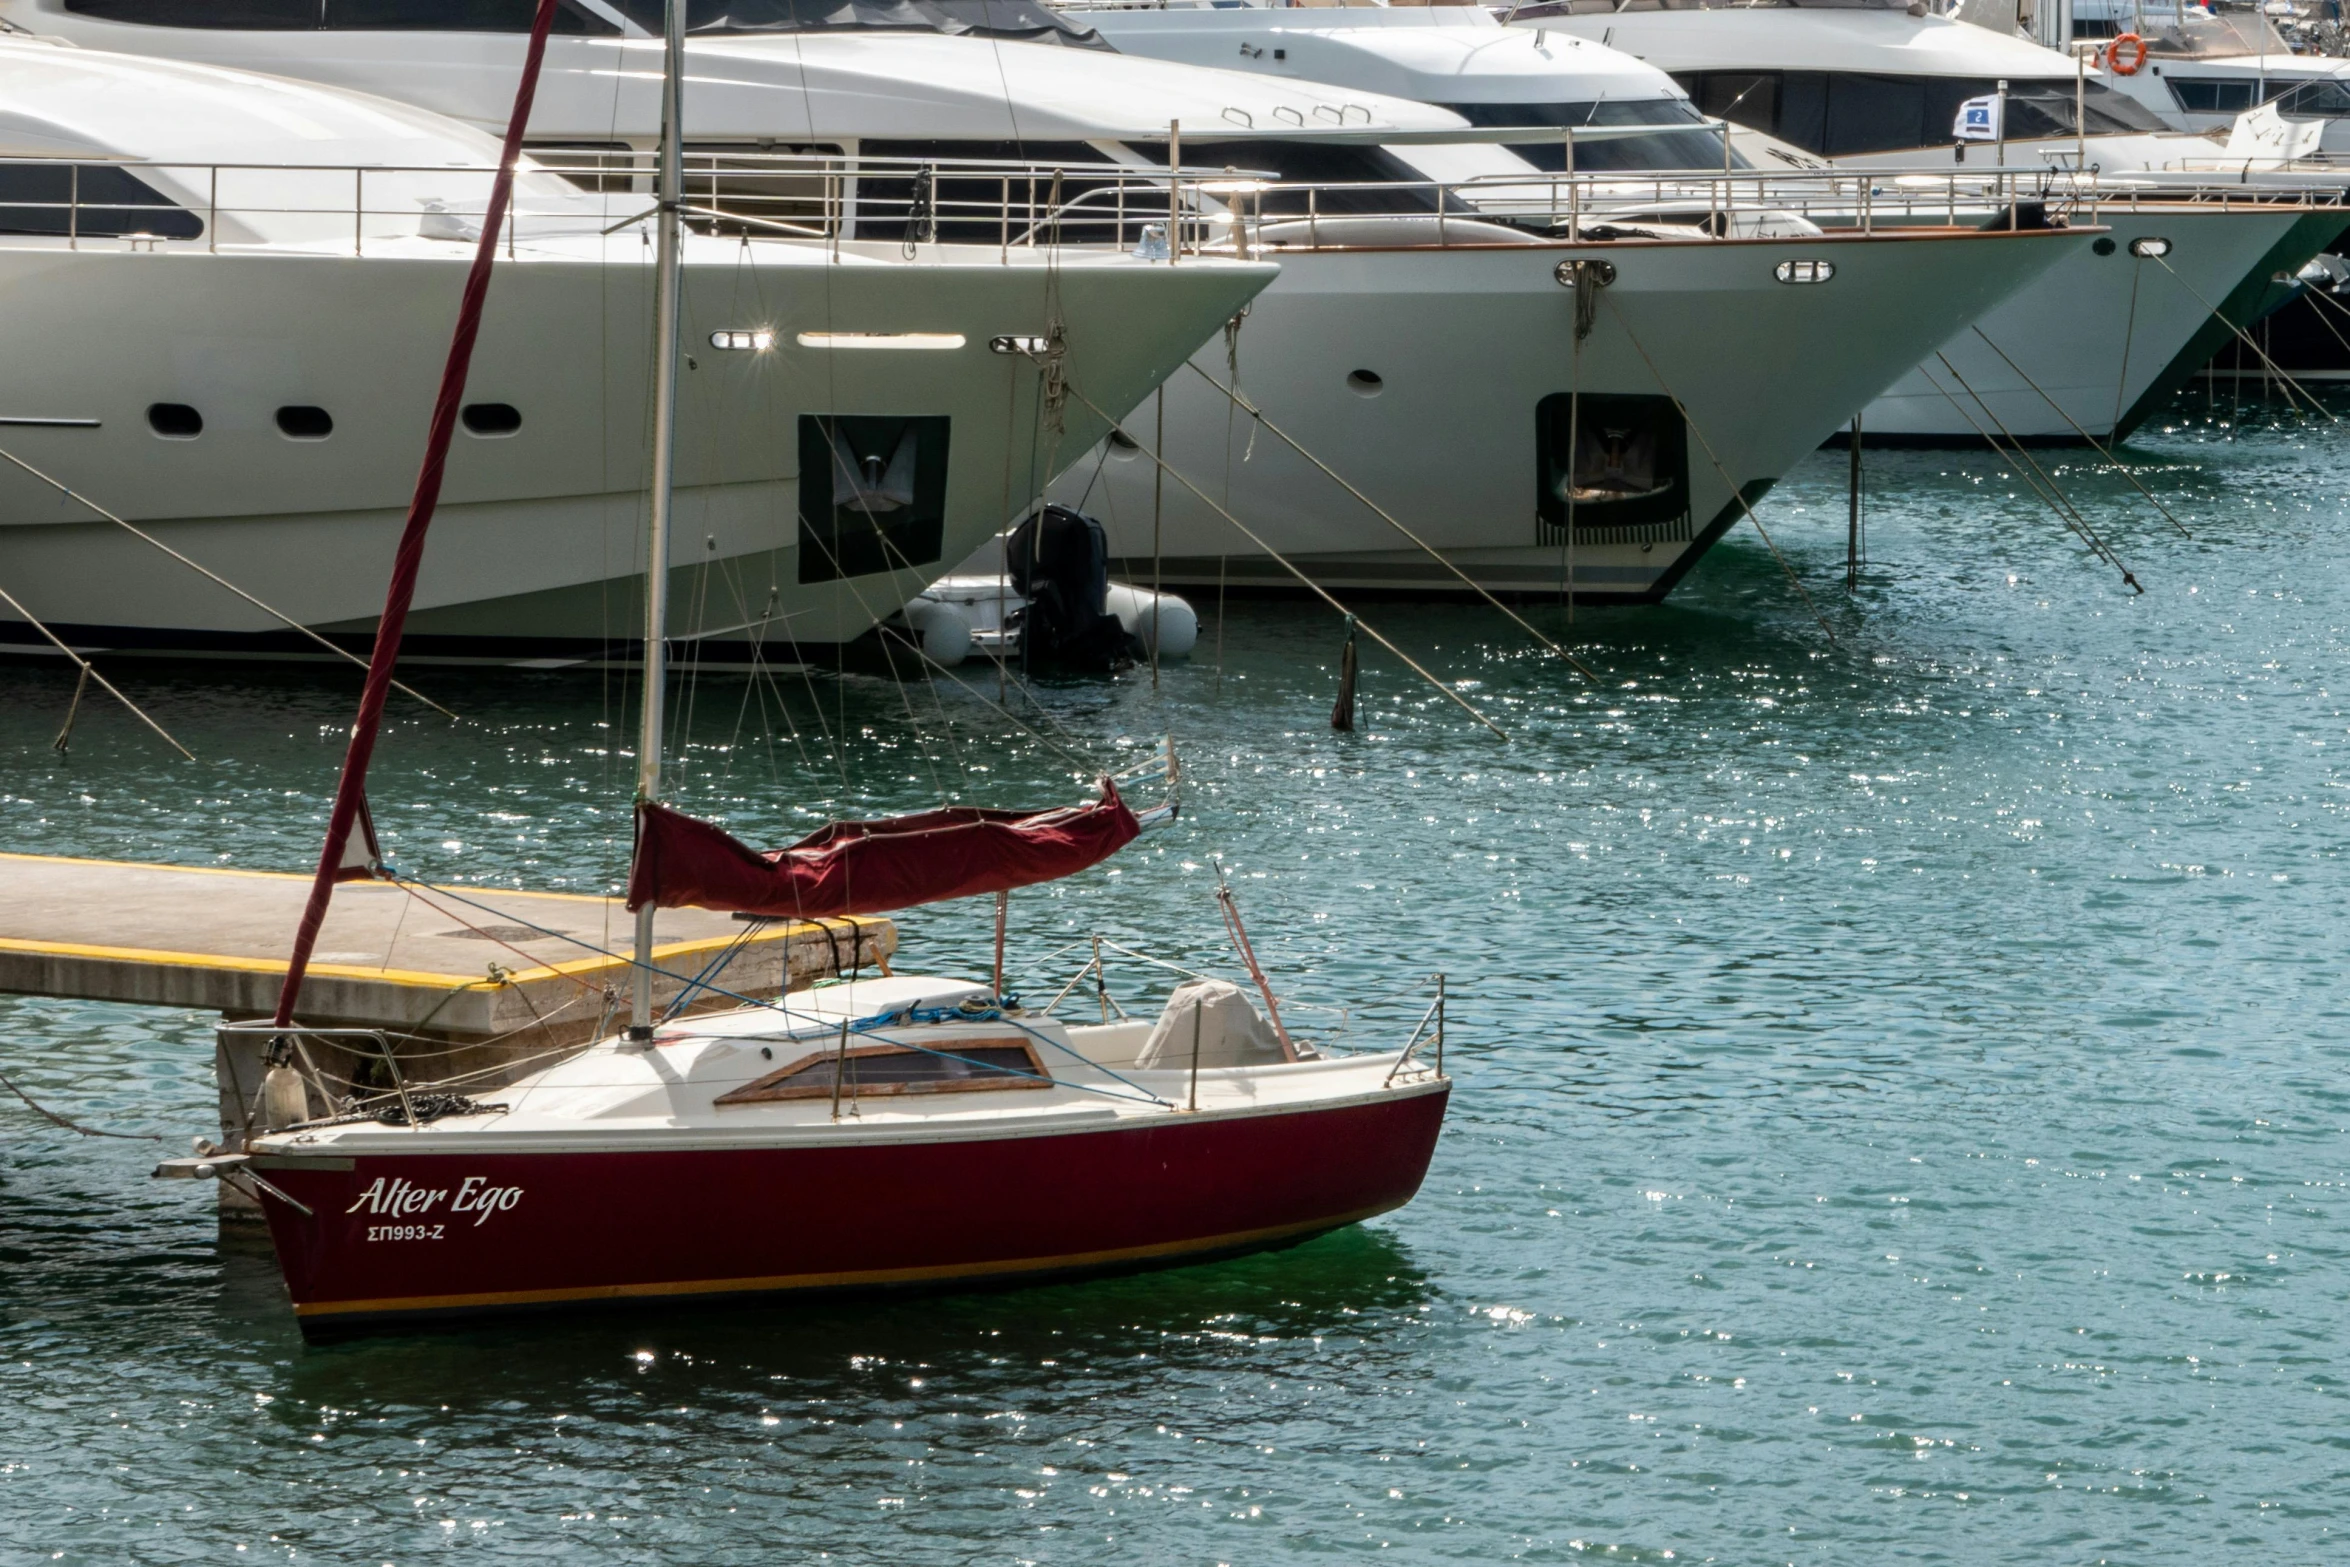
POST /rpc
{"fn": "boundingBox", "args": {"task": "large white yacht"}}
[1509,0,2350,442]
[0,32,1269,662]
[4,0,2085,603]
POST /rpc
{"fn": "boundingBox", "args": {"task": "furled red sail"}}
[626,780,1141,919]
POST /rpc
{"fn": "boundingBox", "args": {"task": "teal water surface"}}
[3,391,2346,1563]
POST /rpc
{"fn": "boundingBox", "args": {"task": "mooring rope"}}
[2154,252,2337,422]
[1917,354,2143,594]
[1057,378,1510,740]
[1599,295,1838,645]
[0,1066,159,1141]
[0,579,193,759]
[0,442,458,720]
[1181,360,1601,682]
[1966,327,2192,539]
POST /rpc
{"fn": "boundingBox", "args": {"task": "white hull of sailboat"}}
[0,236,1268,661]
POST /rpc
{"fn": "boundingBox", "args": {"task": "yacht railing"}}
[0,151,2338,260]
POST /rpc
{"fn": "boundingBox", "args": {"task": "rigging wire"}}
[0,443,458,719]
[1599,293,1838,646]
[1926,352,2144,594]
[1967,326,2191,538]
[0,1065,160,1141]
[2154,252,2337,422]
[0,579,193,760]
[1182,360,1602,682]
[1059,377,1510,740]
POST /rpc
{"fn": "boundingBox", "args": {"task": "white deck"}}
[258,974,1446,1157]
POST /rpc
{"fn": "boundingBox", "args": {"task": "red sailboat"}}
[231,771,1451,1331]
[179,0,1449,1332]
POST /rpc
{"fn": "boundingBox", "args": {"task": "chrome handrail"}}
[217,1019,417,1132]
[0,150,2336,264]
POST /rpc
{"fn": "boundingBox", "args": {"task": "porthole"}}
[1346,369,1384,398]
[2092,236,2117,257]
[462,402,523,437]
[1774,258,1834,285]
[276,405,332,440]
[147,402,201,439]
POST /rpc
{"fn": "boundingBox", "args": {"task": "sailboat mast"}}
[631,0,687,1032]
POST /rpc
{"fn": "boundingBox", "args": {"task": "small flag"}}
[1954,94,2002,142]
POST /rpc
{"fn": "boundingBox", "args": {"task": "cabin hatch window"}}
[713,1037,1048,1105]
[1536,392,1691,547]
[797,414,950,583]
[0,164,202,240]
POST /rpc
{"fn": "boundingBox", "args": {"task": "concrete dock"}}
[0,851,895,1041]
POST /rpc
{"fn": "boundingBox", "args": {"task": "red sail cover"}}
[626,781,1141,919]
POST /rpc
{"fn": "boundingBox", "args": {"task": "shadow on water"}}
[271,1223,1435,1412]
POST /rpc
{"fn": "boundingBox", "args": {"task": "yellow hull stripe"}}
[290,1204,1398,1318]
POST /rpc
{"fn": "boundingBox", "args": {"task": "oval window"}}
[276,405,333,440]
[1774,259,1834,285]
[146,403,202,439]
[2092,236,2117,257]
[462,402,523,437]
[1346,369,1384,397]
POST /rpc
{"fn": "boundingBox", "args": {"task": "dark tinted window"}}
[276,405,333,438]
[1676,69,2163,155]
[1822,73,1928,154]
[324,0,607,31]
[1132,138,1465,218]
[65,0,322,25]
[852,140,1121,243]
[1442,98,1747,172]
[147,403,203,438]
[462,402,523,435]
[609,0,1108,46]
[2172,77,2262,114]
[0,164,203,239]
[1776,72,1829,153]
[2274,78,2350,117]
[66,0,613,26]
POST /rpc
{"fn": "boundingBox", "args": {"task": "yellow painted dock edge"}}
[0,863,892,992]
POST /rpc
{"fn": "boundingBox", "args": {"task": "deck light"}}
[794,332,966,350]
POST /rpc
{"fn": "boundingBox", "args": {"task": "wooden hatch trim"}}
[714,1034,1052,1106]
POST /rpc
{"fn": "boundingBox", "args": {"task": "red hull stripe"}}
[291,1200,1399,1319]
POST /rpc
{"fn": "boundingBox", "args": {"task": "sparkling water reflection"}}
[3,391,2346,1562]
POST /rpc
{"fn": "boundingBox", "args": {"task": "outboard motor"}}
[1005,504,1137,670]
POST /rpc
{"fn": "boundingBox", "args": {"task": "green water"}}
[3,392,2346,1563]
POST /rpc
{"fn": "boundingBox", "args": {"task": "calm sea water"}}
[4,389,2347,1564]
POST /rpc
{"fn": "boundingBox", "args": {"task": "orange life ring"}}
[2105,32,2149,75]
